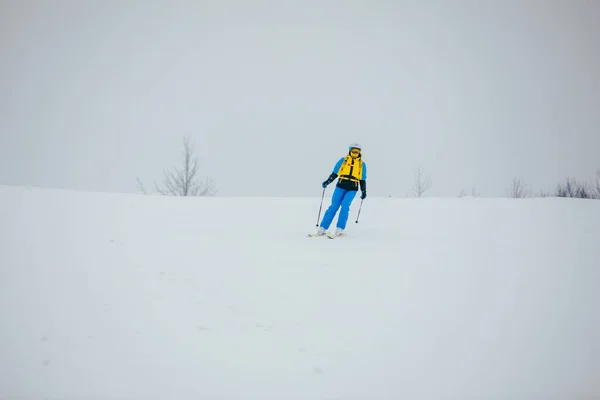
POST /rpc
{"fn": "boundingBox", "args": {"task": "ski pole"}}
[355,198,363,223]
[316,187,325,227]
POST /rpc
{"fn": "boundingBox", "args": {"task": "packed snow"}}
[1,185,599,399]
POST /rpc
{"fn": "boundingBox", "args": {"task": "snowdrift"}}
[1,185,599,399]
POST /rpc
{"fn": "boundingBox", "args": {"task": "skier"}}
[314,142,367,237]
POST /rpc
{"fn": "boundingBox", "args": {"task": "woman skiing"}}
[314,142,367,237]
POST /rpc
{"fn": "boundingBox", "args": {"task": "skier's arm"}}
[360,179,366,192]
[332,157,344,174]
[322,158,344,187]
[322,173,337,187]
[359,162,367,198]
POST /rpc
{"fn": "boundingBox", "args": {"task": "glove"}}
[361,191,367,199]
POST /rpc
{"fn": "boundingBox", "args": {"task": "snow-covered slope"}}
[1,185,599,399]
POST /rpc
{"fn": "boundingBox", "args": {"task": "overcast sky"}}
[1,0,599,197]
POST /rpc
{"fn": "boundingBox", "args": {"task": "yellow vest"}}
[337,155,363,182]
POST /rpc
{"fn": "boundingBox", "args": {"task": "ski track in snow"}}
[1,185,599,399]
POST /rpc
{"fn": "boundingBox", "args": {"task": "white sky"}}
[1,0,599,197]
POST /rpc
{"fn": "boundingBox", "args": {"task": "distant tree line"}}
[408,166,600,200]
[135,138,598,200]
[501,172,600,199]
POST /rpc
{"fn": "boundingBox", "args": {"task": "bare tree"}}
[412,164,431,197]
[548,170,600,200]
[137,136,217,196]
[555,178,591,199]
[157,136,216,196]
[136,176,147,194]
[594,169,600,199]
[507,177,530,198]
[458,188,467,198]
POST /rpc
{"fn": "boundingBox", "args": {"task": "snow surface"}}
[1,185,599,399]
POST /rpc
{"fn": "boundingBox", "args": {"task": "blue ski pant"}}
[320,186,357,230]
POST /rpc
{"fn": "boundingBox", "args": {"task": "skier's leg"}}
[336,189,357,230]
[320,187,345,230]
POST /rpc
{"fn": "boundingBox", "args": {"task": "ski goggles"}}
[350,148,361,155]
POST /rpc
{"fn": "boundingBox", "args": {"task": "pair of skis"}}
[307,232,345,239]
